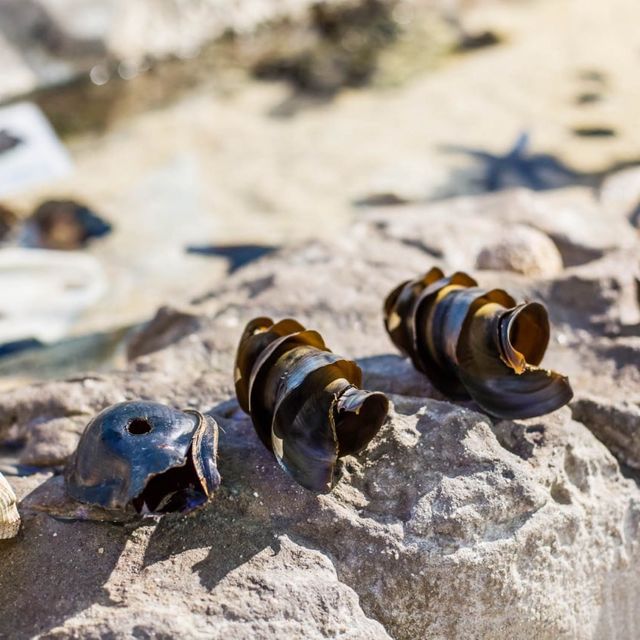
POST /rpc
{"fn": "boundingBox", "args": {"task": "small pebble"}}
[475,224,563,277]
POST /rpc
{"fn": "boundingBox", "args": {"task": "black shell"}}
[234,318,389,493]
[384,267,573,419]
[65,401,220,515]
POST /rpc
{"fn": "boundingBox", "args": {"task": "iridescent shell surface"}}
[65,401,220,515]
[384,267,573,419]
[235,318,389,493]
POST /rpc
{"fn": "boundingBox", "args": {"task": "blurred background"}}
[0,0,638,389]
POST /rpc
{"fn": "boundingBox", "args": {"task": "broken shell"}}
[65,401,220,516]
[384,267,573,419]
[0,472,20,539]
[235,317,389,493]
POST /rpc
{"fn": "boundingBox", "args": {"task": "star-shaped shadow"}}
[442,132,593,192]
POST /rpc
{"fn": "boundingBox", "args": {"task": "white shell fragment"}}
[0,472,20,539]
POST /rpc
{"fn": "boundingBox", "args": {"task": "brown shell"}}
[235,318,389,492]
[384,268,573,419]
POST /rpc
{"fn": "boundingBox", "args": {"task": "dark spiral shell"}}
[384,267,573,419]
[65,401,221,515]
[234,318,389,493]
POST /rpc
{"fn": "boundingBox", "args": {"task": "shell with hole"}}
[235,317,389,493]
[0,472,20,539]
[65,401,221,518]
[384,267,573,419]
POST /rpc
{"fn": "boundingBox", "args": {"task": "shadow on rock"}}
[439,134,640,196]
[141,492,289,591]
[357,353,442,399]
[141,407,316,590]
[0,477,128,639]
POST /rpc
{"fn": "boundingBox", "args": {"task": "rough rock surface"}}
[1,186,640,639]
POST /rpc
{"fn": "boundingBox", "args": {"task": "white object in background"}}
[0,102,72,198]
[0,249,107,344]
[0,32,38,102]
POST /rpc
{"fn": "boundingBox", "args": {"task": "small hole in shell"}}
[127,418,153,435]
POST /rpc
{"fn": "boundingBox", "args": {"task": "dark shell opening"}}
[131,444,208,514]
[504,302,549,368]
[127,418,153,435]
[334,387,389,456]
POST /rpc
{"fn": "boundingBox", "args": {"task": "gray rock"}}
[571,396,640,471]
[364,187,636,268]
[41,534,391,639]
[0,377,125,466]
[126,305,205,361]
[1,185,640,638]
